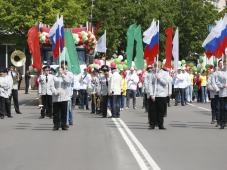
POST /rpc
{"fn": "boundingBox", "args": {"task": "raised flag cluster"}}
[143,20,159,65]
[48,15,65,59]
[202,14,227,59]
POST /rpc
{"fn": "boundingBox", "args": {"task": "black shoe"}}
[62,126,69,130]
[53,126,59,131]
[0,116,4,119]
[149,125,155,129]
[116,115,120,118]
[39,116,45,119]
[16,112,22,114]
[7,115,13,118]
[220,126,225,129]
[69,123,73,126]
[159,126,166,130]
[174,103,178,106]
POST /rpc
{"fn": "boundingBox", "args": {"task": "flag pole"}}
[154,20,159,98]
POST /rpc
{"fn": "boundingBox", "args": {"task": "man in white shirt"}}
[0,68,10,119]
[126,67,139,109]
[174,68,185,106]
[79,68,91,110]
[8,65,22,114]
[109,64,122,118]
[38,65,54,118]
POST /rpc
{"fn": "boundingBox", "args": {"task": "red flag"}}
[165,27,173,68]
[144,44,158,65]
[27,26,42,70]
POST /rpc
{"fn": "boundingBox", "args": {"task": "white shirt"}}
[79,73,91,90]
[126,72,139,91]
[0,76,10,98]
[73,74,81,90]
[109,70,122,95]
[38,74,55,95]
[174,73,184,88]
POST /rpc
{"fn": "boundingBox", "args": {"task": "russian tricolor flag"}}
[143,20,159,65]
[202,14,227,59]
[48,15,64,59]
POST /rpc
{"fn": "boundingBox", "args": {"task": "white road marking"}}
[188,103,211,111]
[117,118,161,170]
[112,118,149,170]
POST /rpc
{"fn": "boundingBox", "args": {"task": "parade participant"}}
[146,65,156,127]
[38,65,54,118]
[72,73,81,108]
[207,68,219,124]
[90,68,101,114]
[8,65,22,114]
[109,63,122,118]
[120,71,127,111]
[60,61,74,126]
[79,68,91,110]
[200,70,208,103]
[5,68,13,118]
[25,69,31,94]
[182,67,190,104]
[99,65,110,118]
[173,68,185,106]
[151,63,169,129]
[211,60,223,127]
[0,68,10,119]
[52,64,72,130]
[216,60,227,129]
[143,65,154,113]
[188,68,194,103]
[126,67,139,109]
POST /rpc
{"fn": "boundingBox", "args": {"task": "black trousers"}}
[41,95,53,117]
[147,97,156,126]
[79,89,88,109]
[5,98,11,117]
[143,93,148,112]
[219,97,227,128]
[9,89,20,113]
[101,95,108,117]
[210,95,220,123]
[53,101,68,128]
[0,96,6,117]
[25,79,29,93]
[126,89,136,108]
[111,95,121,117]
[150,97,167,128]
[72,90,79,106]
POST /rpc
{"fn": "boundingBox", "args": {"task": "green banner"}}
[134,25,144,70]
[126,24,137,68]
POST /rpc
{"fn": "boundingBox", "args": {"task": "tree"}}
[0,0,88,45]
[92,0,218,59]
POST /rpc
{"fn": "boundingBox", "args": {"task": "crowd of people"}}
[1,59,227,130]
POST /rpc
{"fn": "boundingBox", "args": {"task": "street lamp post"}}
[90,0,95,28]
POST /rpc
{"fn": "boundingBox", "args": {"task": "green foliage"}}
[0,0,88,44]
[92,0,218,58]
[0,0,220,60]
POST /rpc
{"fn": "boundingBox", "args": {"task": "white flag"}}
[143,19,156,44]
[172,28,179,71]
[95,30,107,53]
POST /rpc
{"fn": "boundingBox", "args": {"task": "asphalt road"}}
[0,91,227,170]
